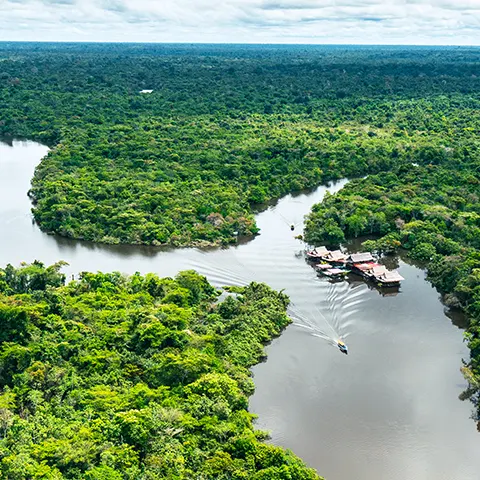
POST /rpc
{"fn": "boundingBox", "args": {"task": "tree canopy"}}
[1,40,480,442]
[0,262,320,479]
[1,43,479,246]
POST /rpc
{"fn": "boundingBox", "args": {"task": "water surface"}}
[2,139,480,480]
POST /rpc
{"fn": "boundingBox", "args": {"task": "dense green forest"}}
[0,43,479,245]
[0,262,320,479]
[1,42,480,429]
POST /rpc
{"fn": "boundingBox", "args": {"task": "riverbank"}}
[2,139,480,479]
[6,45,478,249]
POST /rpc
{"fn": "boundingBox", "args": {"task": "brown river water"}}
[1,139,480,480]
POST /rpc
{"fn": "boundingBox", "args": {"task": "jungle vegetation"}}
[1,41,480,427]
[0,262,320,480]
[0,43,479,246]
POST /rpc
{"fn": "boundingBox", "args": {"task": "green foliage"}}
[361,233,401,255]
[0,263,320,479]
[1,44,479,246]
[411,243,438,262]
[2,41,480,448]
[0,261,66,295]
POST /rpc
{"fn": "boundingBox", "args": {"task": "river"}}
[1,139,480,480]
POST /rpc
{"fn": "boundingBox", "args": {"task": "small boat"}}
[372,268,404,287]
[305,246,329,262]
[347,252,375,264]
[280,214,301,232]
[351,262,381,278]
[318,267,350,280]
[337,340,348,355]
[322,249,348,265]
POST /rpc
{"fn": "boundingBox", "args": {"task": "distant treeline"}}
[0,43,479,246]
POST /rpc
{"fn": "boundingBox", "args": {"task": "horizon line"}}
[1,40,480,48]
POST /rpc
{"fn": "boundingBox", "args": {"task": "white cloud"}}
[0,0,479,44]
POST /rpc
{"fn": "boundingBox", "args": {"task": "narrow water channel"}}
[1,139,480,480]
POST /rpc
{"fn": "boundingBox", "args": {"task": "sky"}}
[1,0,480,45]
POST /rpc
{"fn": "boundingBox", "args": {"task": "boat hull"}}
[372,280,402,288]
[317,271,350,280]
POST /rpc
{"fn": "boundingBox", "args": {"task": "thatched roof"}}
[325,250,347,261]
[381,271,405,282]
[349,252,374,263]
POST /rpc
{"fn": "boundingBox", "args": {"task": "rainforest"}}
[0,262,320,479]
[1,42,480,477]
[1,43,479,246]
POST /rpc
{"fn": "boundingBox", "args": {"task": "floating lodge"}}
[306,247,404,287]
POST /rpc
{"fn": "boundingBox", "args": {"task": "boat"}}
[280,214,301,232]
[309,248,405,288]
[317,266,350,280]
[305,246,329,262]
[322,249,347,265]
[337,340,348,355]
[346,275,400,297]
[351,261,381,278]
[372,268,404,287]
[347,252,375,264]
[351,262,404,287]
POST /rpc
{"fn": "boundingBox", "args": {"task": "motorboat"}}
[337,339,348,355]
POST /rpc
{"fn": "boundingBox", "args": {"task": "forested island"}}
[0,262,320,479]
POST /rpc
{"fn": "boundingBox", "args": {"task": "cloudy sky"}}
[1,0,479,45]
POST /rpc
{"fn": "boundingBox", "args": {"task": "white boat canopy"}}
[312,246,329,255]
[349,252,374,263]
[325,250,347,261]
[380,271,405,282]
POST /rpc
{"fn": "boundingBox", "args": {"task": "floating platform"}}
[306,247,404,287]
[351,262,404,287]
